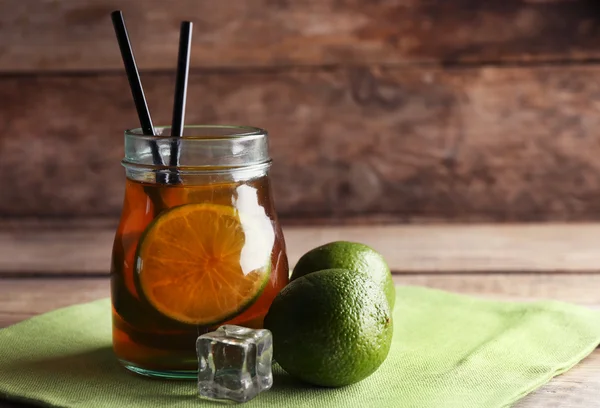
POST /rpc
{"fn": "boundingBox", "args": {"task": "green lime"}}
[291,241,395,308]
[264,269,393,387]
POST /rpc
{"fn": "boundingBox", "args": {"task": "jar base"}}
[120,359,198,380]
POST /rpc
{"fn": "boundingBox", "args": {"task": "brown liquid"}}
[110,176,289,372]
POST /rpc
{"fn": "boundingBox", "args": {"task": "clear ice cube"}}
[196,325,273,403]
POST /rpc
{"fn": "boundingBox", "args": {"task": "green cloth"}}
[1,286,599,408]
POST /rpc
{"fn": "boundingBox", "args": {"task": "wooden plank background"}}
[4,221,600,275]
[2,0,600,222]
[3,0,600,72]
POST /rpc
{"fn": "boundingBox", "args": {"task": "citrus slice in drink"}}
[135,203,273,325]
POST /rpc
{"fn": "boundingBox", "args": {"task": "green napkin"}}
[1,286,599,408]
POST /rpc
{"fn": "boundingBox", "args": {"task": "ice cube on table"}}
[196,325,273,403]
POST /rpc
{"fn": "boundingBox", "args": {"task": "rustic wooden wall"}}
[3,0,600,223]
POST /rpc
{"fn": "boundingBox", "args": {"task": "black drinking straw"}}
[110,10,166,181]
[169,21,193,169]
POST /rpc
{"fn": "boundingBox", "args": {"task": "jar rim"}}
[125,125,267,141]
[122,124,271,175]
[121,160,272,176]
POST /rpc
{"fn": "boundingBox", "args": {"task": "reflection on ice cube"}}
[197,325,273,402]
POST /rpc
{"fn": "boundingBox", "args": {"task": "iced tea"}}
[111,126,288,378]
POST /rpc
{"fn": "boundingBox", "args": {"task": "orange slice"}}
[136,203,273,325]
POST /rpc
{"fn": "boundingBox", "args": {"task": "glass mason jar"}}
[110,125,289,379]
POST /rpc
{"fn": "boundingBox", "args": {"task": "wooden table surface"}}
[1,222,600,407]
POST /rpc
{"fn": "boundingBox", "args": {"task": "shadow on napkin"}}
[12,347,119,381]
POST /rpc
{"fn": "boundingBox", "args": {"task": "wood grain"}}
[0,278,109,328]
[0,221,115,275]
[3,0,600,72]
[396,273,600,305]
[4,65,600,221]
[515,351,600,408]
[4,222,600,275]
[287,224,600,273]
